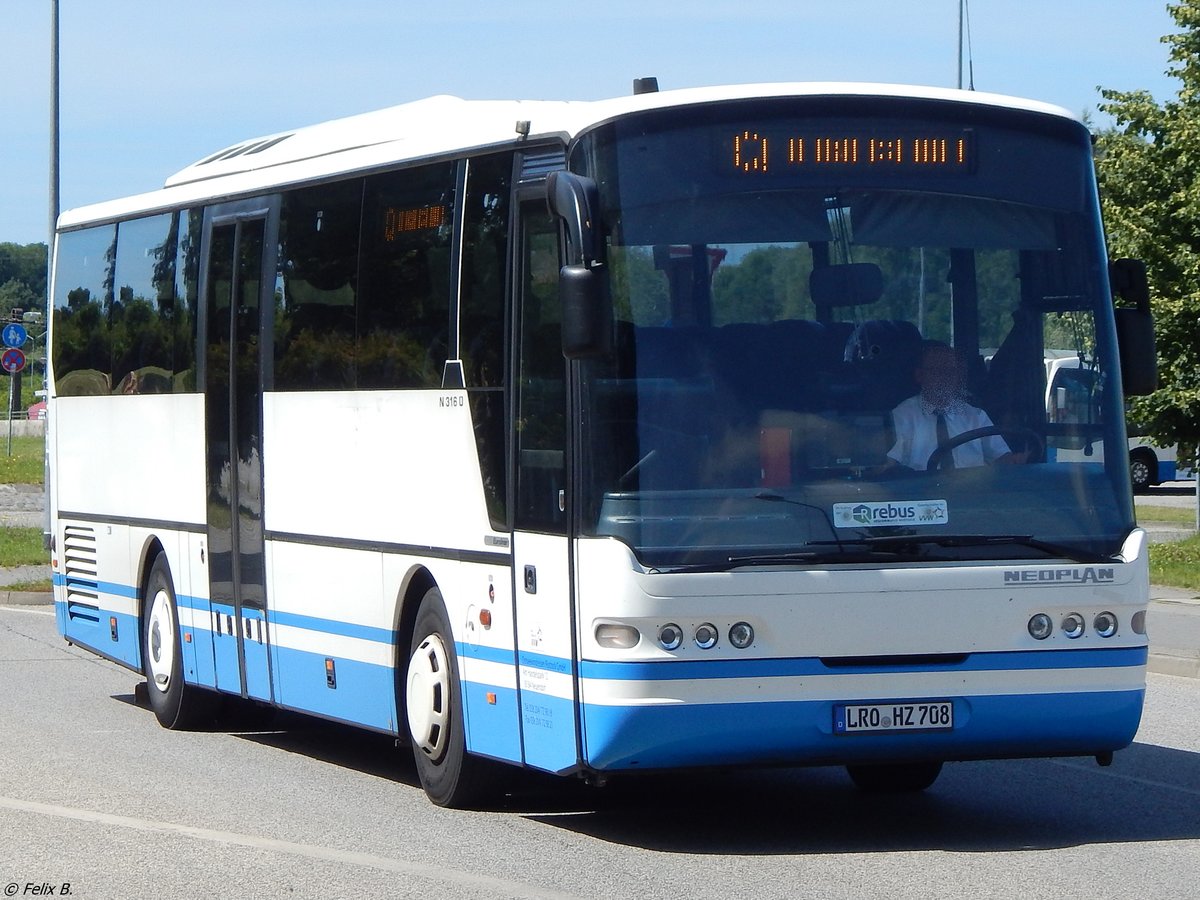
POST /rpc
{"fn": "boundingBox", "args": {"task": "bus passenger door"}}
[511,199,581,774]
[201,201,277,703]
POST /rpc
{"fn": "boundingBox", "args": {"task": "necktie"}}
[935,410,955,469]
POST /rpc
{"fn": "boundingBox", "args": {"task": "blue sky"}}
[0,1,1182,246]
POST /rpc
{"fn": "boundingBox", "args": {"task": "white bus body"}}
[49,82,1149,806]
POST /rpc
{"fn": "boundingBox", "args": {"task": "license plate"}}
[834,700,954,734]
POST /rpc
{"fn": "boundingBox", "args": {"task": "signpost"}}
[3,320,28,456]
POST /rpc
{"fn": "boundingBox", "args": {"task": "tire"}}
[142,555,216,729]
[1129,452,1155,493]
[405,587,489,808]
[846,761,943,793]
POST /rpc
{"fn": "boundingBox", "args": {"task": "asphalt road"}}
[1,605,1198,900]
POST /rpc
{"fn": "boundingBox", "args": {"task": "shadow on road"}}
[110,686,1200,854]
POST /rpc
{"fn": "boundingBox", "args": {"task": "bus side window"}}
[516,205,567,533]
[460,152,513,530]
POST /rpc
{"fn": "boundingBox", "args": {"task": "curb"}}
[1147,653,1200,679]
[1,591,53,606]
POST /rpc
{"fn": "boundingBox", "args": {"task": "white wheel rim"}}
[406,633,451,761]
[147,589,176,694]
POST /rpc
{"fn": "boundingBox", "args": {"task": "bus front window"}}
[570,100,1134,569]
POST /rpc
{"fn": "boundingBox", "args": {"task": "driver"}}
[882,342,1026,472]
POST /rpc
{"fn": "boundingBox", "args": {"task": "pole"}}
[49,0,59,241]
[957,0,963,89]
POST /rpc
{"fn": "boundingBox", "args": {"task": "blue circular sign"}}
[2,323,27,348]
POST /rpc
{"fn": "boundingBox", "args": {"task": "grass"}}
[0,434,44,485]
[0,526,48,568]
[1137,505,1199,526]
[1149,534,1200,591]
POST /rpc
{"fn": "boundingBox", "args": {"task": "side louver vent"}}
[63,525,100,622]
[519,149,566,184]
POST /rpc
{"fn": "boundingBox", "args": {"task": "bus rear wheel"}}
[1129,450,1156,493]
[405,587,489,808]
[846,761,943,793]
[142,555,216,729]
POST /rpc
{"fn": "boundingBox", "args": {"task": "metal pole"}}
[49,0,59,241]
[957,0,963,89]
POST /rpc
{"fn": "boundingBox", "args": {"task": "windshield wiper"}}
[808,533,1112,563]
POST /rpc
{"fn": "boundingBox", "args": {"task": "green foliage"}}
[1096,0,1200,462]
[0,242,48,315]
[1149,533,1200,589]
[0,436,45,485]
[0,527,47,568]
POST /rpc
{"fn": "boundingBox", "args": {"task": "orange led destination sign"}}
[383,204,448,241]
[731,130,972,174]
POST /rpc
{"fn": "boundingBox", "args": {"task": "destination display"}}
[728,129,973,175]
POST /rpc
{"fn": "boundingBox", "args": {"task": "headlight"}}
[1028,613,1053,640]
[595,623,640,649]
[1062,612,1085,639]
[1093,611,1118,638]
[694,623,719,650]
[729,621,755,649]
[658,623,683,651]
[1131,610,1147,635]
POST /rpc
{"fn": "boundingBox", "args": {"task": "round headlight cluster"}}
[655,621,756,651]
[1027,611,1122,640]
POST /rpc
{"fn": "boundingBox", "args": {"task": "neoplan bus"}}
[48,82,1158,807]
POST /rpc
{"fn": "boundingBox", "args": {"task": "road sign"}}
[2,323,27,348]
[1,347,26,374]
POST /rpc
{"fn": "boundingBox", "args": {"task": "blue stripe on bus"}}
[269,608,395,645]
[579,688,1146,770]
[577,645,1147,681]
[459,643,517,666]
[272,643,397,732]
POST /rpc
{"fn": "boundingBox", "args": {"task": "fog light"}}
[694,623,719,650]
[1028,613,1053,640]
[1062,613,1085,639]
[595,623,640,649]
[1131,610,1147,635]
[729,621,755,649]
[1093,611,1118,638]
[658,623,683,651]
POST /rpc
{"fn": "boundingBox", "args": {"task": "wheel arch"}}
[135,536,169,672]
[391,564,439,741]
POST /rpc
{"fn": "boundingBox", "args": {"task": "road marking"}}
[0,794,582,900]
[0,605,54,616]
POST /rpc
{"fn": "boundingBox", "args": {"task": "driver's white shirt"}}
[887,394,1011,470]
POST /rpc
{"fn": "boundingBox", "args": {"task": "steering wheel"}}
[926,426,1044,471]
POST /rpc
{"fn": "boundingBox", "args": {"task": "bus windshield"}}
[569,98,1134,569]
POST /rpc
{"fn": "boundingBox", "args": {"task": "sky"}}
[0,1,1183,246]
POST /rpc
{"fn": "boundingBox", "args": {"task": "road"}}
[1,606,1198,900]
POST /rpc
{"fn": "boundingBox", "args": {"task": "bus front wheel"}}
[405,587,488,808]
[846,761,943,793]
[142,554,216,729]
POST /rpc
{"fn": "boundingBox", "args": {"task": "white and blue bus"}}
[49,82,1157,806]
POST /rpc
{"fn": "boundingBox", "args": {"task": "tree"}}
[1096,0,1200,460]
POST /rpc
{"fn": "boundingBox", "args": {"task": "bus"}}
[48,81,1157,807]
[1044,353,1191,491]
